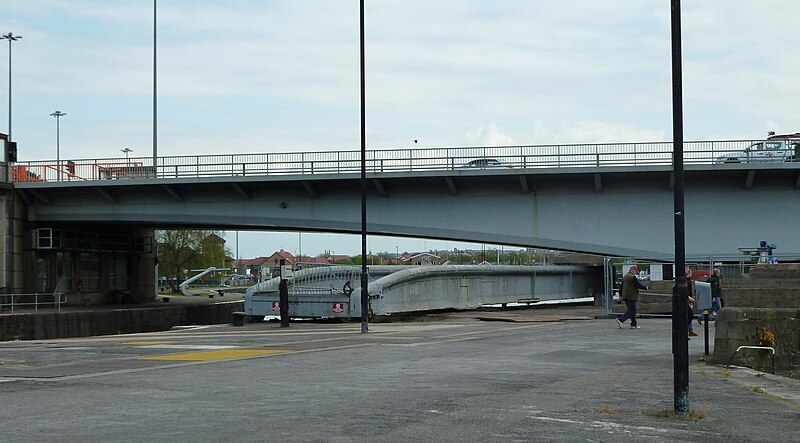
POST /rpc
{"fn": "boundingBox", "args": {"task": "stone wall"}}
[0,301,243,341]
[721,264,800,308]
[712,307,800,379]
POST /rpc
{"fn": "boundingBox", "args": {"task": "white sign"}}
[280,265,293,281]
[650,265,663,281]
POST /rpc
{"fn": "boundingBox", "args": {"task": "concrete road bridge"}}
[2,138,800,300]
[9,138,800,257]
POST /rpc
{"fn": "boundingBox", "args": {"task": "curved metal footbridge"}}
[245,264,600,318]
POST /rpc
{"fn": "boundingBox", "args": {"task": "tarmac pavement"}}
[0,305,797,442]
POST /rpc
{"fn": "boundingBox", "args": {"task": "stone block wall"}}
[722,288,800,309]
[0,301,243,341]
[712,307,800,379]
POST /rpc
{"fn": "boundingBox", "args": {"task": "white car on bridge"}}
[714,133,800,164]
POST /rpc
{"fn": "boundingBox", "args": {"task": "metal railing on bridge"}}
[12,139,800,183]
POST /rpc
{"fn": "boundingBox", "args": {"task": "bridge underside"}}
[17,164,800,260]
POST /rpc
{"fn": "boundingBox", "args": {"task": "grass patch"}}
[652,409,708,420]
[695,370,706,376]
[717,368,731,379]
[598,406,621,414]
[746,386,766,393]
[755,373,766,378]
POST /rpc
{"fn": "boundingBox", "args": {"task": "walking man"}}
[617,265,647,329]
[708,268,722,320]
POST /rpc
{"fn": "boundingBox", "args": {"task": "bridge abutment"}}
[0,186,24,294]
[1,184,157,307]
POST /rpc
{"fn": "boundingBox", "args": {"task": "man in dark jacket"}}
[616,265,648,329]
[707,268,722,320]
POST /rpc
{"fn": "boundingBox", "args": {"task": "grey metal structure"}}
[14,158,800,259]
[244,265,400,319]
[244,264,599,318]
[359,264,597,317]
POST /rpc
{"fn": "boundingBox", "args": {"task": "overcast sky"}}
[3,1,798,257]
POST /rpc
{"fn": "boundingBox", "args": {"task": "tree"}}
[157,230,230,292]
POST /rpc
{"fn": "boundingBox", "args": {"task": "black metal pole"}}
[670,0,689,416]
[6,36,10,141]
[359,0,369,333]
[279,259,289,328]
[704,311,710,355]
[153,0,158,176]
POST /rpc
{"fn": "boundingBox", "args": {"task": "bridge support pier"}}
[0,186,24,295]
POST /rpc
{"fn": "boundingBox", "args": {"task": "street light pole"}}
[152,0,158,176]
[670,0,689,415]
[359,0,369,333]
[2,32,22,141]
[2,32,20,298]
[50,111,66,181]
[121,147,132,162]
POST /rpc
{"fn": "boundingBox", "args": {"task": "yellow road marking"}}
[123,341,171,345]
[143,349,291,361]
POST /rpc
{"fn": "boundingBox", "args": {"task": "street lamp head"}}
[2,33,22,41]
[50,110,66,118]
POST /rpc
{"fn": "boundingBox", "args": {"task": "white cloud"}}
[3,0,799,162]
[463,122,515,146]
[529,121,666,145]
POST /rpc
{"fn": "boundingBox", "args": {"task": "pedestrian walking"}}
[686,266,699,337]
[708,268,723,320]
[616,265,647,329]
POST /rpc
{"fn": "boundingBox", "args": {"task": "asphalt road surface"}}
[1,307,798,442]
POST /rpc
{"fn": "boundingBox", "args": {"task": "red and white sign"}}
[332,303,345,313]
[272,302,280,311]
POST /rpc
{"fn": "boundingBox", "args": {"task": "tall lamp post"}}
[121,147,132,163]
[152,0,158,176]
[670,0,689,415]
[2,32,22,141]
[359,0,369,333]
[50,111,66,181]
[2,32,21,296]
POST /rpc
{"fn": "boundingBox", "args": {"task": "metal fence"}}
[251,264,376,296]
[13,139,800,183]
[0,292,67,314]
[603,254,798,315]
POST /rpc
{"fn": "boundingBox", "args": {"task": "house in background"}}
[326,254,352,264]
[265,249,296,269]
[233,257,269,280]
[404,252,443,266]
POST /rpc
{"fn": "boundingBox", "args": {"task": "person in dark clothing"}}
[708,268,722,320]
[686,266,699,337]
[616,265,647,329]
